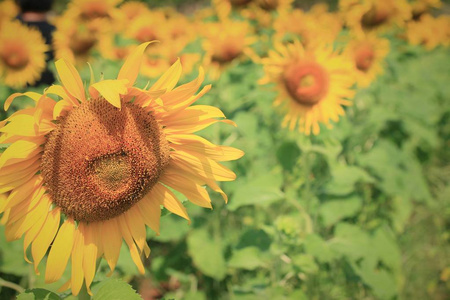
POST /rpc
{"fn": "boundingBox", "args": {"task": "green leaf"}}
[292,254,319,274]
[325,165,374,195]
[17,289,61,300]
[318,196,363,227]
[276,141,301,171]
[228,173,284,211]
[228,247,266,270]
[303,234,335,263]
[92,278,142,300]
[187,229,226,280]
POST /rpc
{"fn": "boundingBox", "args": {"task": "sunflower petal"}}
[55,59,86,102]
[4,92,41,111]
[71,229,85,296]
[0,140,41,170]
[45,218,75,283]
[137,191,162,235]
[150,58,182,92]
[90,79,128,109]
[118,41,155,87]
[154,183,190,222]
[101,219,122,274]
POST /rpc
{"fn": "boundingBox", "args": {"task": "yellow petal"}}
[0,140,41,170]
[31,208,61,273]
[45,218,75,283]
[150,58,182,92]
[124,207,150,257]
[81,223,98,294]
[171,150,236,182]
[4,92,41,111]
[117,41,155,87]
[118,215,145,274]
[55,59,86,102]
[160,171,212,208]
[23,211,47,263]
[137,192,162,235]
[154,183,190,222]
[71,229,85,296]
[101,218,122,274]
[89,79,128,109]
[162,67,205,107]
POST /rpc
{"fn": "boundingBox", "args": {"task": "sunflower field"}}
[0,0,449,299]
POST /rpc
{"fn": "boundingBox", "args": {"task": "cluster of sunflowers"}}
[0,0,448,297]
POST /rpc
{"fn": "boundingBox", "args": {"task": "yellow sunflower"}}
[259,41,356,135]
[0,20,48,88]
[119,0,150,21]
[0,0,19,24]
[0,42,242,295]
[53,14,104,66]
[201,20,257,80]
[340,0,412,34]
[274,7,342,49]
[410,0,442,19]
[406,14,450,50]
[126,12,167,44]
[345,32,389,87]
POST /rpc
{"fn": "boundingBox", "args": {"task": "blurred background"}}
[0,0,449,299]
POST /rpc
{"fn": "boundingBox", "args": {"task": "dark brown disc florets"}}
[41,97,170,222]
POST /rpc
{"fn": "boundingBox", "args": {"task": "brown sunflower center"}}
[283,62,329,106]
[211,44,242,64]
[0,42,30,70]
[355,44,375,72]
[135,28,158,43]
[80,3,109,20]
[41,98,170,223]
[69,33,97,55]
[230,0,253,7]
[258,0,279,11]
[361,5,391,29]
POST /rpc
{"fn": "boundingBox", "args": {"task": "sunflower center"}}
[283,62,329,106]
[259,0,279,11]
[80,3,109,20]
[361,5,391,29]
[41,98,170,223]
[355,44,375,72]
[136,28,158,43]
[212,44,242,64]
[69,33,97,55]
[0,43,29,70]
[230,0,253,7]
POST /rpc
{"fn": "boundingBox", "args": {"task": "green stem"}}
[78,282,91,300]
[0,277,25,293]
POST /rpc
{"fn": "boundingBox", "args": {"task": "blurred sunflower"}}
[406,14,450,50]
[410,0,441,19]
[126,12,167,44]
[0,42,242,295]
[340,0,411,33]
[119,0,150,21]
[201,20,257,80]
[0,21,48,88]
[274,6,342,48]
[53,14,104,66]
[259,41,355,135]
[345,32,389,87]
[213,0,254,19]
[0,0,19,23]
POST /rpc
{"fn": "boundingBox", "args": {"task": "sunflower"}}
[410,0,441,19]
[406,14,450,50]
[201,20,257,80]
[126,12,167,44]
[0,0,19,24]
[345,32,389,88]
[119,0,150,21]
[340,0,411,34]
[0,42,242,295]
[53,14,104,66]
[273,7,342,49]
[0,20,48,88]
[259,41,356,135]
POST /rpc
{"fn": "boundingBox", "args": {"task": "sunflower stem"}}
[78,283,91,300]
[0,277,25,293]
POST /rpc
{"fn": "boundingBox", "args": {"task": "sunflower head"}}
[259,41,356,135]
[0,42,242,296]
[0,20,48,88]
